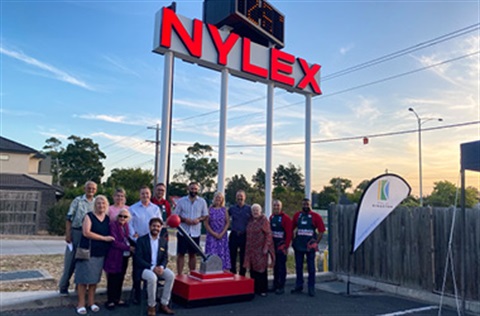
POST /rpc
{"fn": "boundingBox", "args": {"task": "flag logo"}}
[377,180,389,201]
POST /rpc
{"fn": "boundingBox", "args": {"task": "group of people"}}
[223,190,325,297]
[58,181,325,316]
[59,181,175,316]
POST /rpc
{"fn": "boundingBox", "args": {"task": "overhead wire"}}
[173,23,478,124]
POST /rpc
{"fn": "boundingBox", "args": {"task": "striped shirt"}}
[66,194,95,228]
[174,195,208,237]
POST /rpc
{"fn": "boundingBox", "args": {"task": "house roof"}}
[0,136,45,157]
[0,173,61,192]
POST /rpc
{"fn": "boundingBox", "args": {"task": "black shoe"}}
[308,287,316,297]
[105,302,115,310]
[59,289,69,296]
[275,288,284,295]
[291,287,303,294]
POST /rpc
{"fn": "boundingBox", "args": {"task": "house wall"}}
[0,152,30,173]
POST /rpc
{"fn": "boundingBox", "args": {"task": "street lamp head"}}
[408,107,414,112]
[438,118,443,122]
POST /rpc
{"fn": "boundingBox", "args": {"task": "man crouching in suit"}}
[134,217,175,315]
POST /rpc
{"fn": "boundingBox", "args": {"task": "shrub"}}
[47,199,72,236]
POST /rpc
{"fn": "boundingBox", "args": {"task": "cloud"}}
[0,46,95,91]
[102,55,140,77]
[76,113,159,126]
[349,96,381,120]
[339,43,355,55]
[0,108,44,117]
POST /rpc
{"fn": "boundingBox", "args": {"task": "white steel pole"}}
[265,83,274,218]
[305,94,312,200]
[217,68,229,195]
[159,51,174,188]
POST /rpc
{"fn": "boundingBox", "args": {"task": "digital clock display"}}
[204,0,285,48]
[236,0,284,46]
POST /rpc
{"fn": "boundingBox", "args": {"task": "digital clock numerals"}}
[236,0,284,45]
[237,0,261,25]
[247,0,261,25]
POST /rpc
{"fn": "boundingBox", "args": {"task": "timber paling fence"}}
[329,205,479,301]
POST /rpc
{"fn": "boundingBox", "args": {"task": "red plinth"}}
[172,271,254,307]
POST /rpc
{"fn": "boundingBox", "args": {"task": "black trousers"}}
[273,250,287,289]
[229,232,246,276]
[107,256,129,304]
[250,270,268,295]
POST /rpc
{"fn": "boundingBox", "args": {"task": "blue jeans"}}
[294,250,316,289]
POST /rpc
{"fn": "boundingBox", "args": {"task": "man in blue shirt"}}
[228,190,251,276]
[129,185,161,304]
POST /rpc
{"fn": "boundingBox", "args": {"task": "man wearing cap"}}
[291,198,325,297]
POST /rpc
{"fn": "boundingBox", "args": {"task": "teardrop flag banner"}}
[351,173,411,253]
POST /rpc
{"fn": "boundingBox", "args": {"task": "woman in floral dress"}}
[204,192,231,271]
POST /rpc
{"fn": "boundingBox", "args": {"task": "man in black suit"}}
[134,217,175,315]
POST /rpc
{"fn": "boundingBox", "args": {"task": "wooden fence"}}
[328,205,479,301]
[0,190,41,235]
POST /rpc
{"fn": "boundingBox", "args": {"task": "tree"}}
[425,180,478,208]
[59,136,106,187]
[251,168,265,191]
[225,174,251,205]
[317,177,353,208]
[176,142,218,192]
[105,168,153,203]
[347,179,371,204]
[42,137,64,185]
[273,163,304,192]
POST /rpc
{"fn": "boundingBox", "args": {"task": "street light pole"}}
[408,107,442,207]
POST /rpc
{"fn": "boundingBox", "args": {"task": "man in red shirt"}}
[269,199,292,295]
[151,183,171,223]
[291,198,325,297]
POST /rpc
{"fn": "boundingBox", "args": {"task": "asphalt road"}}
[2,282,463,316]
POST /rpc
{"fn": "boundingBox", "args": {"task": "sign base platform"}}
[172,271,254,307]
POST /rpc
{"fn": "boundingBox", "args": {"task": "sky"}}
[1,0,479,200]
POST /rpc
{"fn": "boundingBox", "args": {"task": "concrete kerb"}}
[4,272,478,314]
[336,274,480,315]
[0,272,337,313]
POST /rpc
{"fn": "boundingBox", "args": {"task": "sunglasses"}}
[118,215,129,219]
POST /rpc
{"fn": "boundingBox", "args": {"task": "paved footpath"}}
[0,277,467,316]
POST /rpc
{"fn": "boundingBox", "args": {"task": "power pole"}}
[147,124,161,185]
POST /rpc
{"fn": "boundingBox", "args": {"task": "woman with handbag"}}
[74,195,114,315]
[103,208,133,310]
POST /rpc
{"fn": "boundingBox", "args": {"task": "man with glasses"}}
[151,183,171,223]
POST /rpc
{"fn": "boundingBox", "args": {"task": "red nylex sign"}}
[153,7,322,95]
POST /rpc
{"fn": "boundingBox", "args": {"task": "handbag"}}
[75,239,91,260]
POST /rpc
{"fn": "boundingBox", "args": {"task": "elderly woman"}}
[243,203,275,297]
[75,195,114,315]
[108,188,129,220]
[104,208,133,310]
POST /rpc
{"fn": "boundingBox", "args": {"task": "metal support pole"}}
[265,83,274,218]
[159,51,174,188]
[417,118,423,206]
[305,94,312,199]
[460,168,466,315]
[217,68,228,195]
